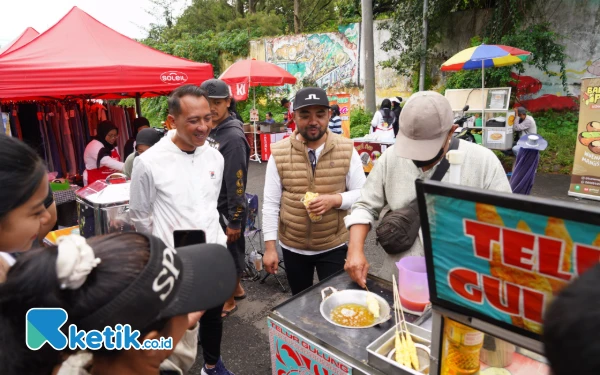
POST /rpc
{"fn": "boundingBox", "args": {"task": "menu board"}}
[569,77,600,200]
[417,180,600,341]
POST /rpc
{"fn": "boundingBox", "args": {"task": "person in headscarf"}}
[369,99,396,140]
[123,128,163,178]
[82,121,124,186]
[123,117,151,160]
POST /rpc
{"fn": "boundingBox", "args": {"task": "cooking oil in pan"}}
[330,303,375,327]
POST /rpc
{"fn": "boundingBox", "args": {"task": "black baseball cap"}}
[200,79,231,99]
[293,87,331,111]
[136,128,162,148]
[77,233,236,333]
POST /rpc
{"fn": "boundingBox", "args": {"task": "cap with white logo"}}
[77,233,236,333]
[293,87,331,111]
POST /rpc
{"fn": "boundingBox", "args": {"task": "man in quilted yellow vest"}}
[262,87,367,295]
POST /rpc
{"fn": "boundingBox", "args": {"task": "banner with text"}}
[569,77,600,200]
[268,318,352,375]
[329,94,351,138]
[425,193,600,336]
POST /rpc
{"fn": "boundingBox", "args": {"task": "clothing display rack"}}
[1,100,136,178]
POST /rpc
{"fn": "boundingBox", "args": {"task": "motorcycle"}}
[452,105,478,143]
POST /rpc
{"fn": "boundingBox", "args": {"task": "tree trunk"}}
[237,0,245,16]
[294,0,301,33]
[249,0,256,13]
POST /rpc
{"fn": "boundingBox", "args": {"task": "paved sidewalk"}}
[190,162,599,375]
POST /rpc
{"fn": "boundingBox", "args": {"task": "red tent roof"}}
[0,7,213,101]
[0,27,40,56]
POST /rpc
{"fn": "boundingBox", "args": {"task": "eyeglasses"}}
[106,133,118,139]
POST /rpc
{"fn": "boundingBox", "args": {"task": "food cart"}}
[268,179,600,375]
[76,174,134,238]
[353,137,395,173]
[445,88,515,151]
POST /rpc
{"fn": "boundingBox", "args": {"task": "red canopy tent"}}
[0,27,39,56]
[0,7,213,102]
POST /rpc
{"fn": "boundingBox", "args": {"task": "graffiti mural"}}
[265,24,359,96]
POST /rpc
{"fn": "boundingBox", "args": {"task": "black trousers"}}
[199,303,224,365]
[281,245,348,295]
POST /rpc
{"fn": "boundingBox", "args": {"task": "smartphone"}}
[173,230,206,247]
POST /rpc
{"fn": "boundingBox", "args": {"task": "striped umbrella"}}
[441,44,531,118]
[441,44,531,71]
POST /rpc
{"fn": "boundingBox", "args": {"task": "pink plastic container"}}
[396,256,430,313]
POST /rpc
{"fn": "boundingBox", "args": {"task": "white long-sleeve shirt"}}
[129,130,227,249]
[82,139,125,185]
[263,140,366,255]
[513,114,537,135]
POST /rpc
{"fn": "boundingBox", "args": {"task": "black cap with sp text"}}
[77,233,236,333]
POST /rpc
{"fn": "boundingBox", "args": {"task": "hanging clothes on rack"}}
[7,104,23,140]
[1,112,11,136]
[46,105,68,176]
[41,104,62,177]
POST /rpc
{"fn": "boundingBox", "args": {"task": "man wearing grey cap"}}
[512,107,537,156]
[344,91,512,288]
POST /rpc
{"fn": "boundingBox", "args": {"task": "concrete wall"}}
[239,0,599,112]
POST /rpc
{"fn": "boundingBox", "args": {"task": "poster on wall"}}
[417,180,600,340]
[329,94,351,138]
[268,318,353,375]
[569,77,600,201]
[353,141,386,173]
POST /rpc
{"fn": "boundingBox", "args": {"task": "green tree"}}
[381,0,568,93]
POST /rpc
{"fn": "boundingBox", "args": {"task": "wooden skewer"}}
[391,275,400,334]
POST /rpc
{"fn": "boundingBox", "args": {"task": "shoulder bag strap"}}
[430,137,460,181]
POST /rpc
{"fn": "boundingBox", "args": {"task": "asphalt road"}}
[189,161,600,375]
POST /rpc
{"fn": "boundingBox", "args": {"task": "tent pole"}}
[135,93,142,118]
[481,61,485,124]
[250,86,262,164]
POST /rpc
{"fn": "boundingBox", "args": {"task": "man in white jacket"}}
[130,84,235,375]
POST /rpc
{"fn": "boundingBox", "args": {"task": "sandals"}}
[234,293,247,300]
[221,305,238,318]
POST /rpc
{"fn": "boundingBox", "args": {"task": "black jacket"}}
[208,115,250,229]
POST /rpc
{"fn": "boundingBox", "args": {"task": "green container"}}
[50,179,71,191]
[473,133,483,144]
[475,118,483,127]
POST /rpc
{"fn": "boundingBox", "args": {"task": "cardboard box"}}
[259,123,285,133]
[243,124,257,133]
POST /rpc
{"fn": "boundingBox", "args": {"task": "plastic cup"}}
[396,256,430,313]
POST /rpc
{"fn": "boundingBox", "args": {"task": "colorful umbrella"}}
[441,44,531,71]
[441,44,532,119]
